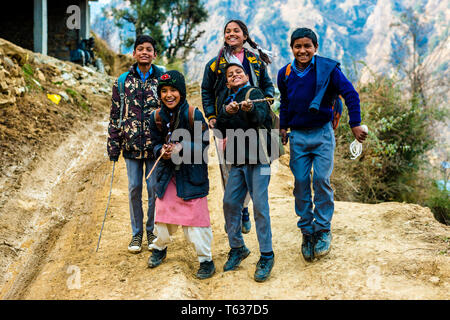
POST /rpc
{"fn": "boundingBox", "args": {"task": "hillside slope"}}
[0,39,448,300]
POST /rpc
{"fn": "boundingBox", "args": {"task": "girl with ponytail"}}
[201,19,275,236]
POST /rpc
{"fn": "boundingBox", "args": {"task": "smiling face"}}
[291,37,318,69]
[224,22,247,49]
[226,65,249,91]
[160,86,181,109]
[132,42,157,65]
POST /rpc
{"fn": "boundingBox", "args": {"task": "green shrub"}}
[425,182,450,225]
[332,75,444,203]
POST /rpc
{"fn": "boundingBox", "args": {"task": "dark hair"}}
[134,35,157,52]
[221,19,271,65]
[290,28,318,48]
[224,62,246,75]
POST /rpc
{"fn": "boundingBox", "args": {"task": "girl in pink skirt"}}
[148,70,215,279]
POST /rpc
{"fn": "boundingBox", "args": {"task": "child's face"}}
[133,42,157,65]
[291,37,318,69]
[226,65,249,91]
[160,86,181,109]
[224,22,247,48]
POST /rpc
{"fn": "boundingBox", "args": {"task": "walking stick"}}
[213,134,226,191]
[145,150,165,180]
[96,160,116,252]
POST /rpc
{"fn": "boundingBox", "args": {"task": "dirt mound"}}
[0,38,448,300]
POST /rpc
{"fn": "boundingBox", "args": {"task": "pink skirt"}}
[155,177,211,227]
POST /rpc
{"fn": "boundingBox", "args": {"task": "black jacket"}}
[149,100,210,200]
[216,85,273,165]
[201,48,275,121]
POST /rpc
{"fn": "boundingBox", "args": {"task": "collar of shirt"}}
[137,65,153,83]
[291,55,315,78]
[233,48,245,63]
[225,83,250,104]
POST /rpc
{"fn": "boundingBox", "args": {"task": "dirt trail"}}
[0,104,448,299]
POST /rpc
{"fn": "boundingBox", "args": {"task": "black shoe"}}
[148,247,167,268]
[314,230,332,258]
[301,233,315,262]
[128,233,143,253]
[196,260,216,279]
[223,246,251,271]
[254,254,275,282]
[242,207,251,234]
[147,231,157,251]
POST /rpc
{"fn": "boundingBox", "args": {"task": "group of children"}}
[107,21,367,282]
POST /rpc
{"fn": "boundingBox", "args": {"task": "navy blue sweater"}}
[277,56,361,129]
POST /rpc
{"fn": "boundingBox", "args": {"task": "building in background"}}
[0,0,96,61]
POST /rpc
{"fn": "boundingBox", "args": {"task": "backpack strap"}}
[117,71,129,128]
[244,87,255,101]
[284,63,292,82]
[188,105,195,130]
[153,108,163,132]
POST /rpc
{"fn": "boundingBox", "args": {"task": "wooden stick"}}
[146,150,165,180]
[237,97,275,105]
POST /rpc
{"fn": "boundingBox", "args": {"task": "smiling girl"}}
[148,70,215,280]
[201,19,275,235]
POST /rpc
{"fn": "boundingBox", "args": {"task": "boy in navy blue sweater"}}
[277,28,367,262]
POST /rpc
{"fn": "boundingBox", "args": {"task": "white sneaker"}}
[127,233,143,253]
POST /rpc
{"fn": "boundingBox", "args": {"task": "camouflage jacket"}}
[107,63,164,160]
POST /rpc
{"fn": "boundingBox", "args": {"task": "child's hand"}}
[161,144,173,160]
[208,118,217,129]
[351,126,368,143]
[280,129,288,145]
[240,99,253,112]
[225,101,239,114]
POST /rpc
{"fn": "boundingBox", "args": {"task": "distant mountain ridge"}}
[91,0,449,87]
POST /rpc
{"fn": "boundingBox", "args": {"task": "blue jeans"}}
[289,122,335,235]
[223,164,272,253]
[125,158,157,236]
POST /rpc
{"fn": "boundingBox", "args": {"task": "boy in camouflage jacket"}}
[107,35,164,254]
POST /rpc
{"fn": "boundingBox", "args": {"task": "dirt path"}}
[0,109,448,300]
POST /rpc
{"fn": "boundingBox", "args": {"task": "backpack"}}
[284,63,343,130]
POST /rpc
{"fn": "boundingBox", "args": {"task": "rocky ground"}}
[0,38,448,300]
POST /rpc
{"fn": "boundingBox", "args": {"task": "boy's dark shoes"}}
[147,231,157,251]
[254,255,274,282]
[223,246,251,271]
[196,260,216,279]
[301,233,315,262]
[241,207,251,234]
[148,247,167,268]
[314,230,332,258]
[128,232,143,254]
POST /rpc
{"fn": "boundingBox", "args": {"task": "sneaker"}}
[254,254,275,282]
[196,260,216,279]
[127,233,143,253]
[147,232,157,251]
[301,233,315,262]
[314,230,332,258]
[242,207,251,234]
[223,246,251,271]
[148,247,167,268]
